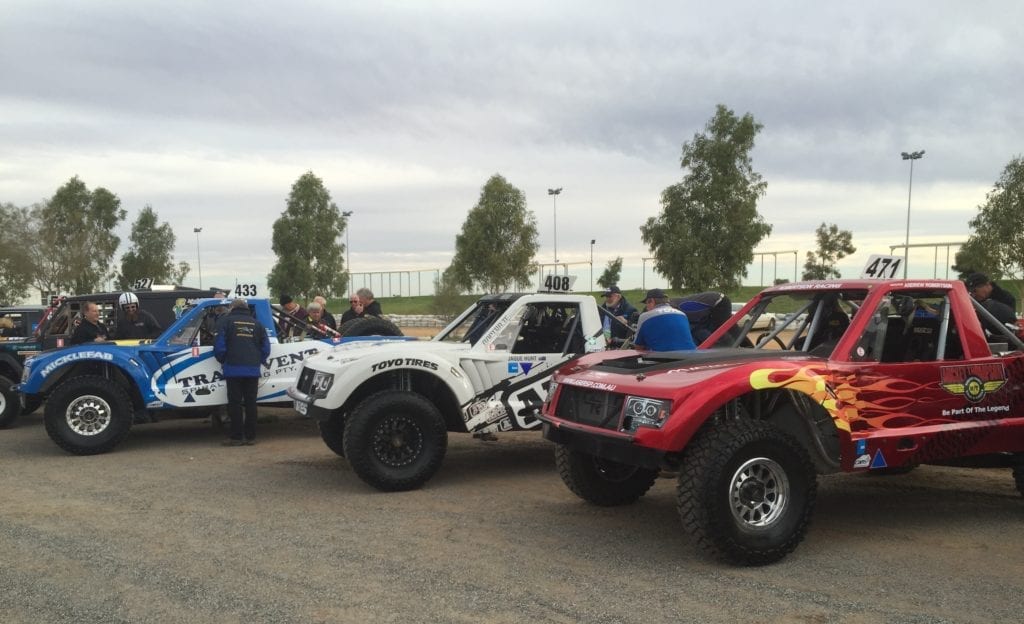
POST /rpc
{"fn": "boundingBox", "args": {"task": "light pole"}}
[900,150,925,278]
[193,227,203,288]
[590,239,596,292]
[547,187,562,263]
[342,210,353,293]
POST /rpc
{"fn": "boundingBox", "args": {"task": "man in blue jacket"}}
[214,299,271,446]
[634,288,697,352]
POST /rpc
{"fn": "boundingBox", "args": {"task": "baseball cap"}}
[602,285,621,296]
[642,288,666,303]
[964,273,988,290]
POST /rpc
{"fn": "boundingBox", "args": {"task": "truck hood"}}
[306,338,470,370]
[559,348,825,397]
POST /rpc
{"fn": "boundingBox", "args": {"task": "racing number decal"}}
[860,255,902,279]
[541,275,577,293]
[235,284,258,297]
[463,363,561,432]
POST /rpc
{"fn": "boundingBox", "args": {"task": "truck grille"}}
[296,367,315,394]
[555,386,624,431]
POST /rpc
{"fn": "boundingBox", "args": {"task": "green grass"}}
[327,280,1024,316]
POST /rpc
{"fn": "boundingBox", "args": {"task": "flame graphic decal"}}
[750,366,953,432]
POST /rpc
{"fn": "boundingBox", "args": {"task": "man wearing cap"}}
[600,285,637,346]
[634,288,697,352]
[278,294,308,339]
[965,273,1017,328]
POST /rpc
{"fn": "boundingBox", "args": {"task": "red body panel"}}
[543,279,1024,471]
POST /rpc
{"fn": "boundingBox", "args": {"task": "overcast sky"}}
[3,1,1022,297]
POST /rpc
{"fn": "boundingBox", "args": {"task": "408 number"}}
[544,275,571,292]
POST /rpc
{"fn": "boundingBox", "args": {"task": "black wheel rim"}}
[371,413,424,467]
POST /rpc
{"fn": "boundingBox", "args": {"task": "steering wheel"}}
[756,332,786,350]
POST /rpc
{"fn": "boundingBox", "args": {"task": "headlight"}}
[621,396,671,432]
[545,380,559,403]
[21,364,31,383]
[311,371,334,396]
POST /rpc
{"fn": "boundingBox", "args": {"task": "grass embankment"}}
[332,280,1024,316]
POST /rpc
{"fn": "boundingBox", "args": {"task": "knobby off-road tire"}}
[343,390,447,491]
[338,317,404,338]
[676,419,817,566]
[0,376,21,428]
[44,375,134,455]
[554,444,658,506]
[318,416,346,457]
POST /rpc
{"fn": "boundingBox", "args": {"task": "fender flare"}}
[20,347,153,402]
[652,362,845,453]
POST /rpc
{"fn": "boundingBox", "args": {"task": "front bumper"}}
[286,386,333,422]
[542,420,666,470]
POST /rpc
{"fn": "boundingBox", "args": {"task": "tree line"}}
[3,105,1022,306]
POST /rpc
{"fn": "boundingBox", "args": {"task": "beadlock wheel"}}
[343,390,448,492]
[371,413,424,467]
[729,457,790,528]
[65,394,113,436]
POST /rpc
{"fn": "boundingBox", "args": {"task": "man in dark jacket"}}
[965,272,1018,329]
[356,288,383,317]
[214,299,271,446]
[69,302,109,345]
[600,286,637,346]
[339,295,365,325]
[113,292,162,340]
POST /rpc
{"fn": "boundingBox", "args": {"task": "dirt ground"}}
[2,409,1023,624]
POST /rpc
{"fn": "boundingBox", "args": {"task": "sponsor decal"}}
[39,351,114,378]
[263,348,319,371]
[870,450,888,469]
[179,370,225,388]
[507,361,535,374]
[853,454,871,469]
[855,439,867,455]
[370,357,440,373]
[559,377,617,391]
[940,363,1006,403]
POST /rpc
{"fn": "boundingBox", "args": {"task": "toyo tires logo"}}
[39,351,115,378]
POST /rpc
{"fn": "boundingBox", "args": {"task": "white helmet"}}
[118,292,140,309]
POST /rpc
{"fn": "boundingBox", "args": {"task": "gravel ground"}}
[1,408,1023,623]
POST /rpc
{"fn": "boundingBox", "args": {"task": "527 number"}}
[235,284,258,297]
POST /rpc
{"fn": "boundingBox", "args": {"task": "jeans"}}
[226,376,259,441]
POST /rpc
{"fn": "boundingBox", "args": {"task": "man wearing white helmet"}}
[113,292,162,340]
